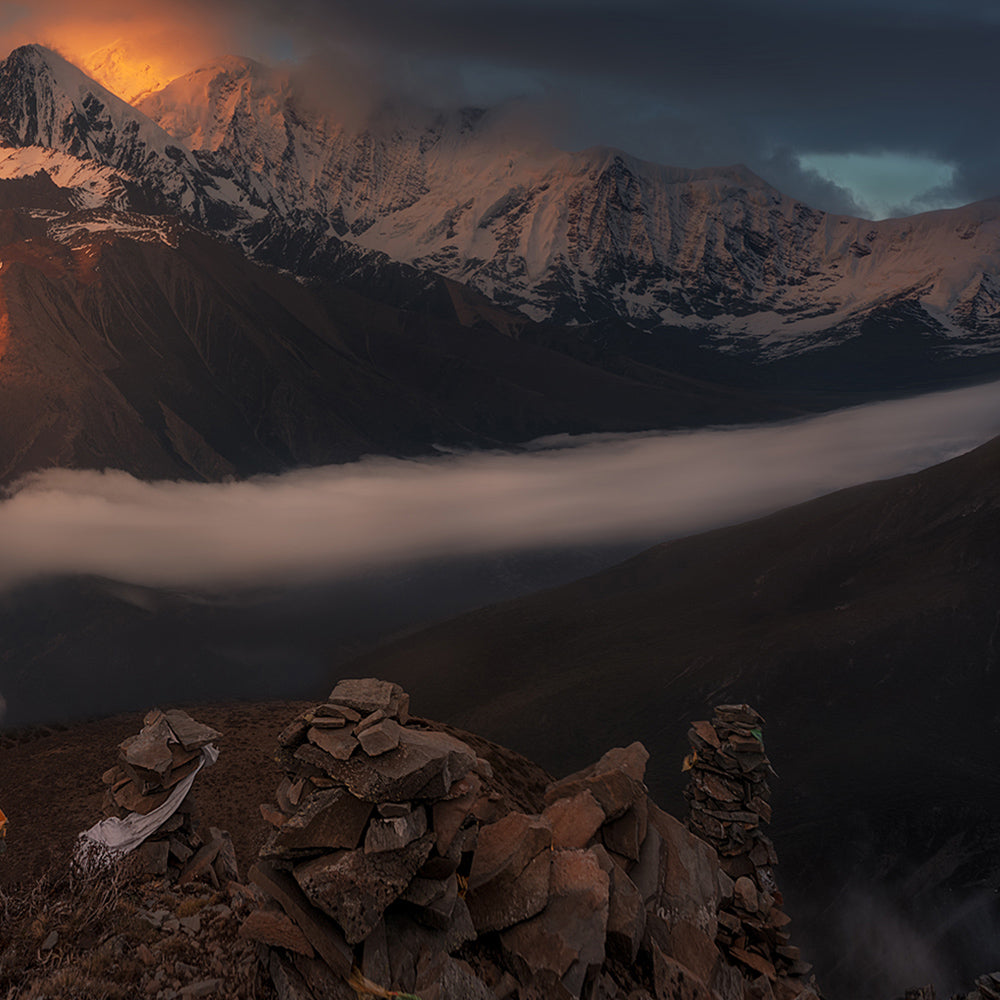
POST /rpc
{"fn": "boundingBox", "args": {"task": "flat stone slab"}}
[415,953,496,1000]
[601,795,648,861]
[651,946,715,1000]
[328,678,410,722]
[266,787,373,856]
[638,805,720,950]
[293,833,435,944]
[467,812,553,934]
[358,718,402,757]
[307,726,358,761]
[250,861,354,977]
[119,717,174,777]
[163,710,221,751]
[545,747,647,821]
[297,727,475,802]
[365,806,428,853]
[543,790,605,850]
[239,909,314,957]
[432,773,481,855]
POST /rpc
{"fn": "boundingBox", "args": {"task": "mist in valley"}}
[1,377,999,729]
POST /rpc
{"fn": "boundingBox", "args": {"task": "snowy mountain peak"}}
[0,43,185,163]
[137,56,290,152]
[0,44,260,225]
[81,39,176,105]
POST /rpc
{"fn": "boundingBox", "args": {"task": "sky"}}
[0,0,995,218]
[1,380,998,593]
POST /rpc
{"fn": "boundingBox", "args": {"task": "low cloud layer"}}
[1,381,998,592]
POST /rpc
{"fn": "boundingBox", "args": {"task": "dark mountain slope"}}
[0,207,799,486]
[4,44,1000,400]
[343,434,1000,997]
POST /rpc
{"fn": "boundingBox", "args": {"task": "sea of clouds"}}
[1,379,998,593]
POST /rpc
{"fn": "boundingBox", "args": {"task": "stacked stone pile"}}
[243,679,821,1000]
[684,704,809,986]
[97,708,238,885]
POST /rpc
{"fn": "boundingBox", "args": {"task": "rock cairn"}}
[684,704,809,991]
[243,679,821,1000]
[97,708,238,885]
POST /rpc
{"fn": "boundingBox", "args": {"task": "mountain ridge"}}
[2,43,999,382]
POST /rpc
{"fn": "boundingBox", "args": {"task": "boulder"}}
[467,812,553,934]
[542,790,605,850]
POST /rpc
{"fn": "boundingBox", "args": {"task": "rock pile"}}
[96,708,238,885]
[244,679,821,1000]
[684,704,809,989]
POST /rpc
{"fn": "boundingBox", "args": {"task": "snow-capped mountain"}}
[134,54,1000,358]
[0,45,257,225]
[2,43,1000,367]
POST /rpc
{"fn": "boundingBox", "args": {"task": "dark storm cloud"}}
[227,0,1000,213]
[3,1,996,211]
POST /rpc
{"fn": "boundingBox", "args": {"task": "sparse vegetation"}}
[0,846,271,999]
[0,846,146,998]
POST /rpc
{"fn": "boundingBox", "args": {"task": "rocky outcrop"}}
[241,679,822,1000]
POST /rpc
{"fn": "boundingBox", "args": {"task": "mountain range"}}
[0,41,998,454]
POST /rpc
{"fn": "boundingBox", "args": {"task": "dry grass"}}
[0,846,147,999]
[0,845,273,999]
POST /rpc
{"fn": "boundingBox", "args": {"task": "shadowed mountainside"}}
[0,204,798,486]
[341,433,1000,998]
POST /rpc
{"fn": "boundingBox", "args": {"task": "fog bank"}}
[1,380,999,591]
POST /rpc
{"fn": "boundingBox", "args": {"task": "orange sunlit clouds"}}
[0,1,250,102]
